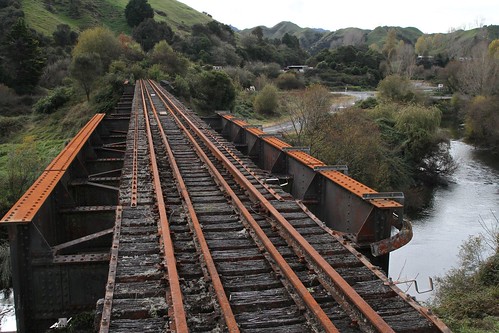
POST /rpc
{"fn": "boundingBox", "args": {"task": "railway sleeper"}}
[235,306,306,329]
[108,318,167,333]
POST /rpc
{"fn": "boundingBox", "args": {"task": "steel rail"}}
[208,109,450,332]
[141,80,240,333]
[184,99,449,332]
[148,80,339,333]
[139,81,189,332]
[131,94,139,207]
[99,206,122,333]
[189,121,286,202]
[150,80,396,333]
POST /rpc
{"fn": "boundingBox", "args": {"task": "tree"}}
[391,42,416,78]
[251,26,263,41]
[382,28,398,73]
[284,84,331,147]
[68,0,81,18]
[377,75,423,103]
[2,18,45,94]
[316,108,410,191]
[70,52,102,101]
[118,33,144,62]
[455,42,499,96]
[282,33,300,49]
[489,39,499,59]
[125,0,154,27]
[415,36,431,56]
[253,84,279,115]
[150,40,189,76]
[465,96,499,151]
[191,70,235,114]
[72,27,121,71]
[132,18,174,52]
[275,72,305,90]
[53,24,78,47]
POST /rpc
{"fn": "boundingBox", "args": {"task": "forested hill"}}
[240,21,499,56]
[17,0,499,57]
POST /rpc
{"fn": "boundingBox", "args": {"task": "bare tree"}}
[457,42,499,96]
[284,85,331,151]
[391,42,416,78]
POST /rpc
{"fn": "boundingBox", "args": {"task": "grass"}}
[21,0,211,36]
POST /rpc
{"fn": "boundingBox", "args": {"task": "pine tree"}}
[3,19,45,94]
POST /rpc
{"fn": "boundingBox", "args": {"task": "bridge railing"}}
[214,112,412,269]
[0,108,131,331]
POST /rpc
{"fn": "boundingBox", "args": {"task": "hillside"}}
[423,25,499,57]
[240,21,327,53]
[20,0,212,36]
[20,0,498,59]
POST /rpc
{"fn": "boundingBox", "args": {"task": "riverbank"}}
[389,140,499,302]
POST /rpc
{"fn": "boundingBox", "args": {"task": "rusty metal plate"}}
[320,170,401,209]
[0,170,64,223]
[262,136,292,150]
[286,151,325,169]
[247,127,265,136]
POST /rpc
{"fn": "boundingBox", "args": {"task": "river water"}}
[388,140,499,303]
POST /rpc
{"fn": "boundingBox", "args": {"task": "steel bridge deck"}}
[1,82,450,332]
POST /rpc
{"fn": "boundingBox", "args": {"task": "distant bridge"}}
[0,80,450,332]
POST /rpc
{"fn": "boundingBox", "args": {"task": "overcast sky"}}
[178,0,498,34]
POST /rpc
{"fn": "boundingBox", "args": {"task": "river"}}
[388,140,499,303]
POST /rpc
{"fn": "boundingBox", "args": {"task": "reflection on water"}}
[389,140,499,303]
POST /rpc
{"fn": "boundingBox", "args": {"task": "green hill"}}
[18,0,499,59]
[240,21,328,55]
[21,0,212,36]
[424,25,499,57]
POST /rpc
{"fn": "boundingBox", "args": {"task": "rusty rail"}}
[139,80,188,332]
[147,80,339,332]
[141,81,239,332]
[150,80,400,332]
[216,112,411,255]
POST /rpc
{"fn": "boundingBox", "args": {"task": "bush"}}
[433,229,499,332]
[0,84,31,116]
[33,87,73,114]
[377,75,424,103]
[253,84,279,115]
[465,96,499,152]
[275,72,305,90]
[147,64,167,82]
[478,252,499,287]
[0,116,27,141]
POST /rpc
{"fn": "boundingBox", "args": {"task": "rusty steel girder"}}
[215,113,412,271]
[0,88,133,332]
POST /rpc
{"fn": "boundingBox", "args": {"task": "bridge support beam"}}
[1,89,133,332]
[216,113,408,272]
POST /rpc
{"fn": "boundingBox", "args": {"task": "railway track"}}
[96,79,450,332]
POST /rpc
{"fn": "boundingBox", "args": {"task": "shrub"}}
[377,75,424,103]
[0,84,31,116]
[275,72,305,90]
[253,84,279,115]
[0,116,27,141]
[33,86,73,114]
